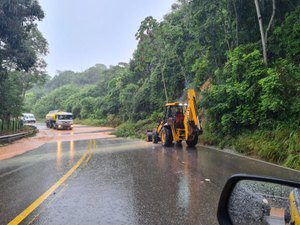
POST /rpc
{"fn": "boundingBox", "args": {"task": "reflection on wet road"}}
[0,126,299,225]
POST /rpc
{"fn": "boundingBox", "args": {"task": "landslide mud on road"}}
[0,124,115,160]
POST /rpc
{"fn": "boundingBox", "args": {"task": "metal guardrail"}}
[0,131,33,144]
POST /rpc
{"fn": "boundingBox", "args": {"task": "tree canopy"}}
[0,0,48,119]
[26,0,300,127]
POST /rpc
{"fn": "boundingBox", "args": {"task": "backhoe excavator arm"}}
[184,89,201,140]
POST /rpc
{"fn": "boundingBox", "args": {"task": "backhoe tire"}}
[186,135,198,147]
[161,127,173,147]
[146,130,152,142]
[152,132,159,144]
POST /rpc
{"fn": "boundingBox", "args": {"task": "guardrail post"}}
[3,119,6,132]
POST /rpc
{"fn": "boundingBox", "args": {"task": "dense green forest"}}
[1,0,299,169]
[0,0,47,133]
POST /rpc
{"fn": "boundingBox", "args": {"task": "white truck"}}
[21,113,36,123]
[45,110,74,130]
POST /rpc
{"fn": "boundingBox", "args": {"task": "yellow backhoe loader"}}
[147,89,202,147]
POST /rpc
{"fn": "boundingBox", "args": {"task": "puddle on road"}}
[69,140,75,164]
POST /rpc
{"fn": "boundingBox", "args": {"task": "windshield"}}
[167,106,185,118]
[57,115,72,120]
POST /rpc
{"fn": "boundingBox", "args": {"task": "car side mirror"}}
[217,174,300,225]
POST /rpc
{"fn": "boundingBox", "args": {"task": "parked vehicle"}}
[45,110,73,130]
[21,113,36,123]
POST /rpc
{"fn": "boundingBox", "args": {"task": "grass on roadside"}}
[74,118,106,127]
[114,119,157,140]
[201,124,300,170]
[74,114,122,127]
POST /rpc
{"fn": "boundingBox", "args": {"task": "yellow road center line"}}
[84,144,91,163]
[85,146,94,164]
[85,140,96,164]
[26,184,69,225]
[8,146,90,225]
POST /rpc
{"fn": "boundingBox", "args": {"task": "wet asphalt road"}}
[0,127,300,225]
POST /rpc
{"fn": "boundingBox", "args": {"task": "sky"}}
[38,0,175,76]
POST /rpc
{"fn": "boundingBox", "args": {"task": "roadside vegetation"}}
[1,1,299,169]
[0,0,47,135]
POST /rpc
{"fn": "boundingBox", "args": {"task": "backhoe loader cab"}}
[149,89,202,147]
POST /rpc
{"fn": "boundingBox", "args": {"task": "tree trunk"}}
[233,0,239,46]
[254,0,268,65]
[161,60,169,103]
[254,0,276,66]
[265,0,276,43]
[175,54,188,85]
